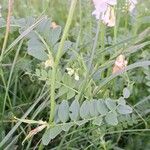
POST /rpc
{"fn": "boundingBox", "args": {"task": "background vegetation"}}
[0,0,150,149]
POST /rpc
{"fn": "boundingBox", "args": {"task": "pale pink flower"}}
[92,0,117,26]
[101,6,116,27]
[51,21,59,29]
[112,54,128,74]
[128,0,137,12]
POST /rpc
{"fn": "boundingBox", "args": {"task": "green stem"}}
[1,0,14,60]
[38,142,44,150]
[114,25,117,45]
[100,22,105,53]
[49,0,77,124]
[100,22,105,79]
[113,6,117,46]
[89,21,100,70]
[125,10,128,34]
[78,21,100,101]
[2,40,23,115]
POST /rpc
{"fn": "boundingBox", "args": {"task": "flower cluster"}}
[44,55,54,68]
[112,54,128,74]
[66,67,79,81]
[51,21,59,29]
[92,0,117,27]
[92,0,138,26]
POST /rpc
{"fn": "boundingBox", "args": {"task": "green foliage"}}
[42,126,62,145]
[0,0,150,149]
[58,100,69,123]
[123,88,130,99]
[41,90,133,145]
[105,111,118,126]
[27,38,48,61]
[69,99,80,121]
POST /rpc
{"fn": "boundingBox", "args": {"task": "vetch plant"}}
[14,88,133,145]
[0,0,150,149]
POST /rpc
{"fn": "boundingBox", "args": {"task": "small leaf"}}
[126,114,133,126]
[62,74,75,88]
[63,41,72,52]
[54,105,60,123]
[37,18,51,34]
[118,115,126,123]
[35,69,41,76]
[56,69,62,82]
[92,116,102,126]
[58,100,69,123]
[123,88,130,98]
[80,100,90,119]
[48,26,61,45]
[67,90,75,100]
[132,114,138,124]
[89,100,99,117]
[54,41,72,55]
[118,97,126,105]
[96,100,108,115]
[27,38,48,61]
[117,105,132,114]
[41,69,48,79]
[122,122,128,128]
[61,123,73,131]
[105,98,116,111]
[69,99,80,121]
[57,86,68,97]
[42,126,62,145]
[105,111,118,126]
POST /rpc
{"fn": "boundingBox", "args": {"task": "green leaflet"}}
[105,98,116,111]
[69,99,80,121]
[58,100,69,123]
[123,88,130,98]
[41,93,134,144]
[92,116,103,126]
[48,26,62,46]
[42,126,62,145]
[24,17,73,61]
[67,90,75,100]
[105,111,118,126]
[96,100,108,115]
[27,38,48,61]
[89,99,99,117]
[117,105,133,114]
[80,100,90,119]
[61,123,73,132]
[54,105,60,124]
[118,97,126,105]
